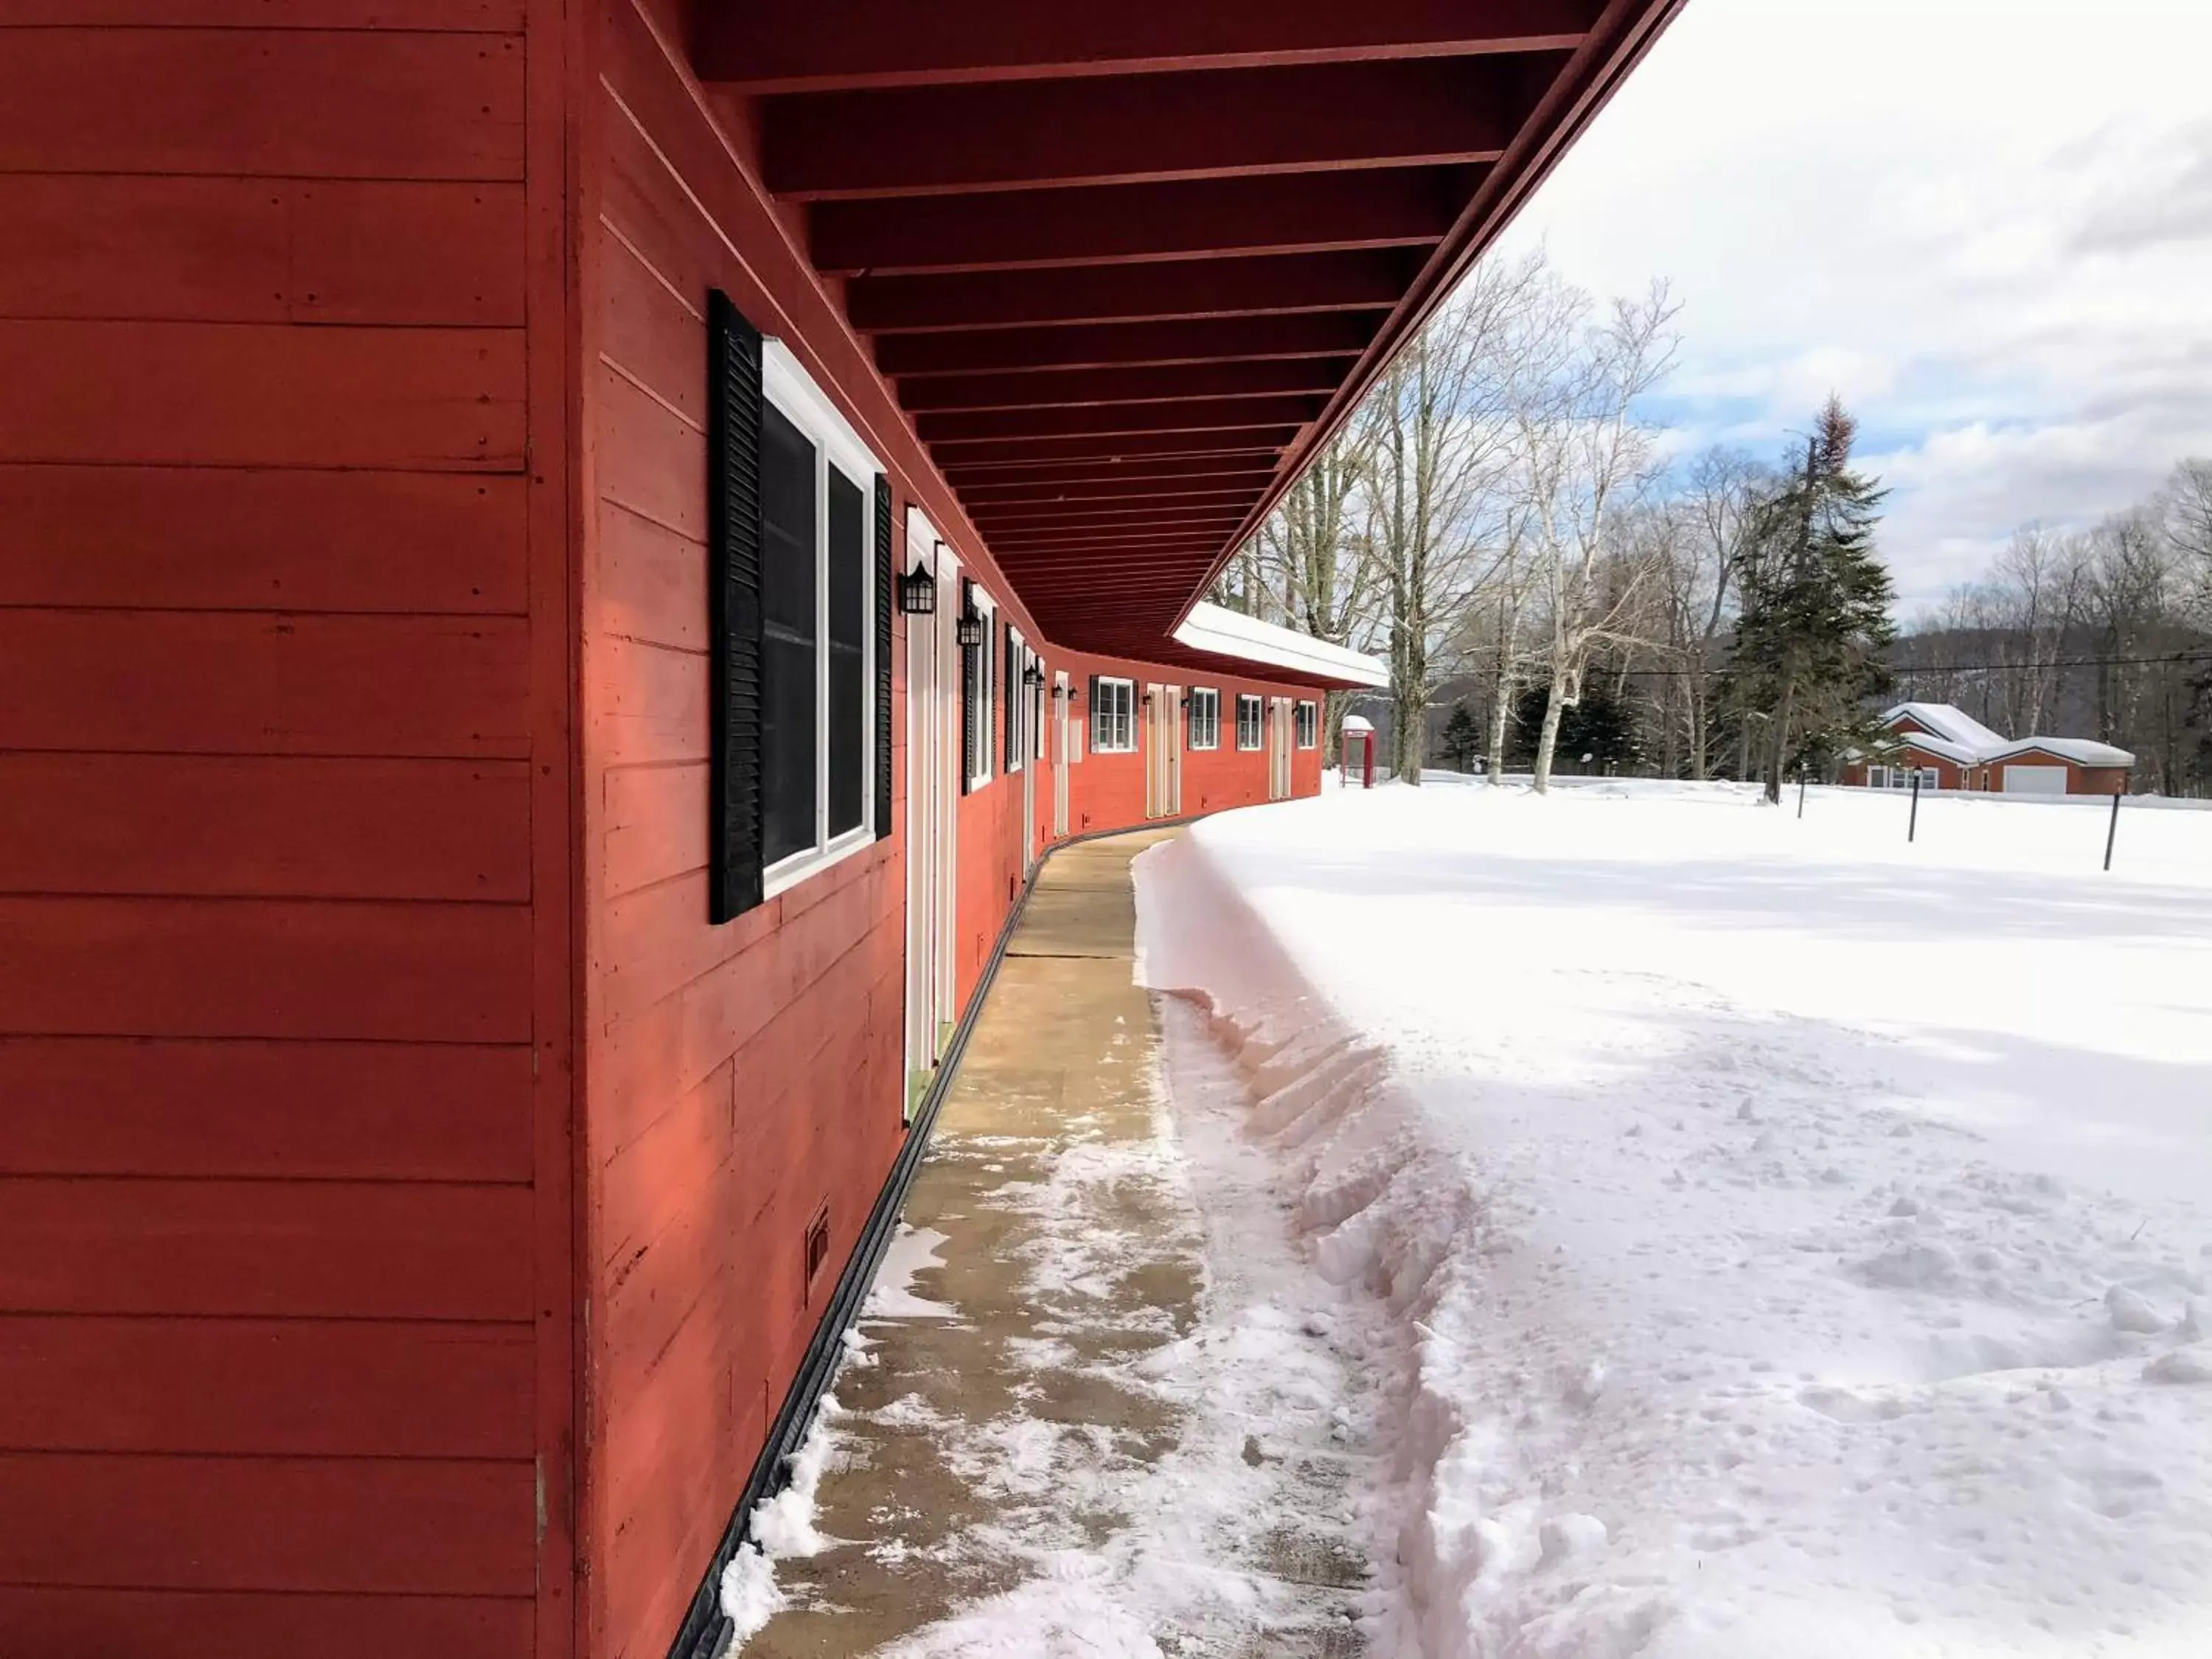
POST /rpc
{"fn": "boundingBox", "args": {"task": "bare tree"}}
[1514,282,1679,792]
[1358,252,1554,782]
[1662,448,1764,777]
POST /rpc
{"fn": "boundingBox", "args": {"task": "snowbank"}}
[1134,781,2212,1659]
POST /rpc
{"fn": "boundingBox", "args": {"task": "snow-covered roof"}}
[1171,602,1389,689]
[1987,737,2135,767]
[1340,714,1374,733]
[1877,731,1978,765]
[1883,702,2007,754]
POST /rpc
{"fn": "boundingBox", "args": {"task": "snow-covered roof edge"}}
[1986,737,2135,767]
[1884,702,2007,754]
[1172,602,1390,689]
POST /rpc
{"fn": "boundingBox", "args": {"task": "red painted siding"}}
[0,7,573,1658]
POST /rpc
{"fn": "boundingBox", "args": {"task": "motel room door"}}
[1020,654,1038,874]
[1267,697,1293,801]
[1052,671,1071,836]
[1144,684,1183,818]
[904,514,959,1115]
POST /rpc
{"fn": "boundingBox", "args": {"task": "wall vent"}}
[802,1205,831,1301]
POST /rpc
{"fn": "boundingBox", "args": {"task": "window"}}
[1186,688,1220,750]
[1295,700,1318,749]
[1032,653,1048,762]
[707,291,886,920]
[1091,675,1135,753]
[1003,625,1024,775]
[964,585,995,790]
[1236,694,1263,751]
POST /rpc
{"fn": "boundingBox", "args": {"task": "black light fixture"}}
[1022,661,1045,689]
[954,610,985,649]
[897,560,936,615]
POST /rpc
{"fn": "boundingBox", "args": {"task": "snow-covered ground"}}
[1136,780,2212,1659]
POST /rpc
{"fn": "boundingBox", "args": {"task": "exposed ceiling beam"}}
[987,523,1246,550]
[968,493,1265,525]
[901,358,1349,414]
[877,313,1382,378]
[852,251,1408,333]
[919,396,1321,445]
[762,58,1521,200]
[928,427,1297,470]
[698,0,1596,92]
[810,168,1459,276]
[945,456,1286,491]
[956,476,1278,509]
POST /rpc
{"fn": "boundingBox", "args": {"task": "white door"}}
[1053,672,1071,836]
[2003,764,2067,794]
[1166,686,1183,816]
[904,515,960,1113]
[1020,655,1037,872]
[1267,698,1293,800]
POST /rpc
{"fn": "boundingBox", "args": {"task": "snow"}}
[1990,736,2139,767]
[717,1391,844,1645]
[1173,599,1391,687]
[1133,779,2212,1659]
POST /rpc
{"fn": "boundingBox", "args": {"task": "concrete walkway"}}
[743,828,1364,1658]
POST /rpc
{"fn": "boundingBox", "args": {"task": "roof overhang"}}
[1172,601,1388,690]
[693,0,1684,661]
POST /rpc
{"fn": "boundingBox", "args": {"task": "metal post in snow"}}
[1908,771,1921,843]
[1797,767,1806,819]
[2105,787,2121,872]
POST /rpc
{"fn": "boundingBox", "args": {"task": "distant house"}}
[1841,703,2135,795]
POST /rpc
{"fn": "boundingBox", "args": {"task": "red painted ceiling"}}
[693,0,1683,664]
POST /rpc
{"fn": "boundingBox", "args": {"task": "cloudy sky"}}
[1496,0,2212,610]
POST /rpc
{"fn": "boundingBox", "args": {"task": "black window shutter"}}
[873,476,893,841]
[706,289,765,925]
[959,578,975,795]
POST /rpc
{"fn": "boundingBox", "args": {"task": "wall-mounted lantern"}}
[954,610,986,649]
[1022,661,1045,689]
[897,560,936,615]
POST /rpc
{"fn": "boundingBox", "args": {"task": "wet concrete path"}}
[742,829,1365,1658]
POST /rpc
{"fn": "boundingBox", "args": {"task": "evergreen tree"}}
[1509,677,1640,773]
[1441,700,1482,772]
[1731,397,1897,803]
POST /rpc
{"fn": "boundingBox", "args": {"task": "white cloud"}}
[1495,0,2212,608]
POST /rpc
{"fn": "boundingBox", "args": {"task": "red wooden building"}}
[0,4,1678,1657]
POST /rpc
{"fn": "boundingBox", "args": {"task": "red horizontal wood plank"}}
[0,178,523,326]
[0,755,529,901]
[0,2,521,22]
[595,362,707,538]
[812,167,1456,275]
[0,1586,529,1659]
[763,58,1517,199]
[599,228,706,426]
[0,611,530,759]
[0,1316,532,1458]
[702,0,1592,91]
[0,29,524,180]
[602,761,709,900]
[850,251,1407,333]
[0,1178,533,1318]
[930,427,1295,469]
[599,498,708,653]
[876,312,1382,377]
[0,1452,533,1595]
[588,633,707,768]
[291,182,526,325]
[0,1036,534,1181]
[0,467,526,613]
[904,358,1349,414]
[0,321,525,470]
[0,896,534,1041]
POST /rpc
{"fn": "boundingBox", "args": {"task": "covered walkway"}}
[744,830,1366,1657]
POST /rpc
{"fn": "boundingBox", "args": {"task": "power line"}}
[1593,648,2212,680]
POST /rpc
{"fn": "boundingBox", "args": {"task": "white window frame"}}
[967,587,996,790]
[1295,700,1318,749]
[1235,693,1263,751]
[1004,627,1026,775]
[1093,675,1136,754]
[760,341,880,900]
[1187,687,1220,750]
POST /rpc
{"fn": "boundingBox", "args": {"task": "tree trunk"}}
[1688,664,1708,779]
[1763,678,1796,804]
[1532,657,1572,793]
